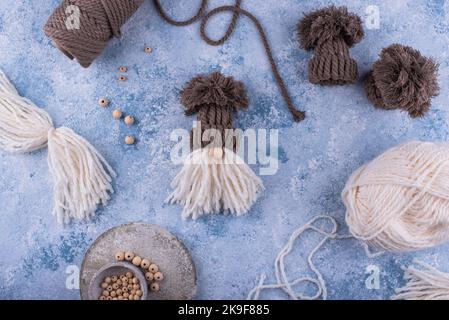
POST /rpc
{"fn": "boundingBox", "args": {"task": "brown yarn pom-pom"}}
[365,44,440,118]
[297,6,364,85]
[181,72,249,116]
[298,6,364,50]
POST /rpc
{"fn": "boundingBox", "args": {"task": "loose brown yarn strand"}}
[154,0,305,122]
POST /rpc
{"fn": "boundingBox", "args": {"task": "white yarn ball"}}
[342,141,449,252]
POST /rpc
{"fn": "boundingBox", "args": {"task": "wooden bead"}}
[148,264,159,273]
[145,272,154,281]
[122,287,128,293]
[119,66,127,73]
[124,115,134,125]
[136,290,143,297]
[116,279,122,286]
[208,147,223,160]
[101,282,108,289]
[145,46,152,54]
[113,297,118,300]
[112,283,119,290]
[123,292,129,298]
[132,256,142,266]
[130,289,136,295]
[98,98,109,107]
[118,295,124,300]
[127,284,133,291]
[112,109,122,119]
[107,285,113,292]
[140,259,150,269]
[154,272,164,282]
[134,295,141,300]
[104,277,112,284]
[126,272,134,278]
[115,251,125,261]
[102,290,110,297]
[128,294,134,300]
[111,276,118,282]
[132,277,139,284]
[125,135,135,145]
[133,284,140,290]
[150,282,160,292]
[99,296,106,300]
[116,289,122,295]
[119,75,127,81]
[110,291,117,297]
[106,296,113,300]
[124,252,135,261]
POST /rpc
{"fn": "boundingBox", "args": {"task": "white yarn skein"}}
[0,70,116,224]
[342,141,449,252]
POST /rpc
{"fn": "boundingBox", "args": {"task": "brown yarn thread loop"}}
[154,0,305,123]
[153,0,208,27]
[298,6,364,85]
[44,0,144,68]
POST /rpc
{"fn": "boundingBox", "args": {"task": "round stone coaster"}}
[80,223,197,300]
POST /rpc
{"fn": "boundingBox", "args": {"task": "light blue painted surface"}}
[0,0,449,300]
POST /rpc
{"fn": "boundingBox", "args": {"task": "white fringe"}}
[167,148,264,220]
[0,70,53,152]
[392,259,449,300]
[0,70,116,224]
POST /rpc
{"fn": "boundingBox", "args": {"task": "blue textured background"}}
[1,0,449,300]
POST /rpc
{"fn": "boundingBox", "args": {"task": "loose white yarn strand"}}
[247,215,352,300]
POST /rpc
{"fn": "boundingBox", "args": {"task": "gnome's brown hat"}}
[298,6,364,85]
[365,44,439,118]
[181,72,248,150]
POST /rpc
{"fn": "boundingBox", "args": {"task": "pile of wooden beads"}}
[115,251,164,293]
[97,96,136,145]
[98,271,143,300]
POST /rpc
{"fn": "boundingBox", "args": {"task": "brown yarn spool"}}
[44,0,144,68]
[181,72,249,151]
[298,6,364,85]
[365,44,440,118]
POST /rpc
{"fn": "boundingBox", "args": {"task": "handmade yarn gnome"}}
[298,6,364,85]
[365,44,439,118]
[167,72,264,220]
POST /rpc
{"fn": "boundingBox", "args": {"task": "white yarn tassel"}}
[0,71,53,152]
[167,148,264,220]
[0,70,115,224]
[392,260,449,300]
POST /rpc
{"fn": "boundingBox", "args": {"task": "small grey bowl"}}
[88,262,148,300]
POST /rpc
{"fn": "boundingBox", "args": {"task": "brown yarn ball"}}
[365,44,440,118]
[297,6,364,85]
